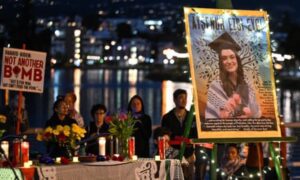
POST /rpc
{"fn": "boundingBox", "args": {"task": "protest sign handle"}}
[16,44,26,135]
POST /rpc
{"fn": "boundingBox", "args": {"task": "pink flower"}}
[118,113,127,121]
[105,116,113,124]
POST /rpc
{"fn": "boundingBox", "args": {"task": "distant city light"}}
[89,37,95,44]
[131,47,137,52]
[272,53,294,62]
[104,45,110,50]
[87,55,100,60]
[98,10,104,15]
[47,21,53,27]
[144,20,163,26]
[117,46,122,51]
[128,58,138,65]
[163,48,188,59]
[75,43,80,48]
[51,58,57,64]
[74,53,80,59]
[111,41,116,46]
[274,63,283,70]
[74,29,81,37]
[163,59,168,64]
[74,59,82,67]
[150,25,155,30]
[54,30,61,37]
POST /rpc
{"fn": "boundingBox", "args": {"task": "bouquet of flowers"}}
[37,124,86,151]
[105,112,136,157]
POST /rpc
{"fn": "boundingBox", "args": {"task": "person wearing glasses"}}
[85,104,109,155]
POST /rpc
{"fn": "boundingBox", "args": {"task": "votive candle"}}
[56,157,61,163]
[132,155,138,161]
[1,141,9,158]
[72,156,79,163]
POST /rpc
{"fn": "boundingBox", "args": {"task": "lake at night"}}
[1,68,300,177]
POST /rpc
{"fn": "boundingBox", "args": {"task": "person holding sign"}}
[205,32,261,119]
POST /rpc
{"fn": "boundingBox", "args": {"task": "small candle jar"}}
[55,157,61,163]
[1,141,9,158]
[154,155,160,161]
[132,155,138,161]
[72,156,79,163]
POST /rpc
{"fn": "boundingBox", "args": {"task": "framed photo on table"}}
[184,7,281,139]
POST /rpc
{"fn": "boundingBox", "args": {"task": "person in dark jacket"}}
[161,89,200,180]
[44,98,78,158]
[85,104,110,155]
[127,95,152,158]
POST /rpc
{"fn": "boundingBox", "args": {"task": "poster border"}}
[184,7,281,139]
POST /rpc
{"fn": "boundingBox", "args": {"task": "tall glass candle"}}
[158,136,165,160]
[13,139,21,165]
[1,141,9,158]
[98,137,106,156]
[128,137,135,159]
[21,141,29,164]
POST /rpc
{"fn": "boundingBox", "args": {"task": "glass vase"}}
[118,137,128,159]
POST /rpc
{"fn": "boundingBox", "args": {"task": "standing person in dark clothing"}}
[85,104,110,155]
[44,98,78,158]
[161,89,197,157]
[127,95,152,158]
[162,89,206,180]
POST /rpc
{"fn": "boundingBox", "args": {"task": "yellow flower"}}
[36,133,43,141]
[0,115,7,123]
[56,125,64,132]
[53,129,59,135]
[44,127,53,133]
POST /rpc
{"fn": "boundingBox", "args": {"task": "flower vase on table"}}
[37,124,86,159]
[105,112,136,159]
[117,137,128,158]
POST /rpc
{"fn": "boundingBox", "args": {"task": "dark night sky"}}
[2,0,297,24]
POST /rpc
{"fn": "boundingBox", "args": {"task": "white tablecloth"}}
[36,159,184,180]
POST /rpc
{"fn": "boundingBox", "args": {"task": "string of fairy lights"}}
[175,9,289,179]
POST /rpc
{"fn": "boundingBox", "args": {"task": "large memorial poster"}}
[184,8,281,138]
[1,48,47,93]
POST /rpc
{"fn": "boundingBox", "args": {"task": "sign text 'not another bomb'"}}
[1,48,47,93]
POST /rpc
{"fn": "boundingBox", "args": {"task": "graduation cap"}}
[208,32,241,54]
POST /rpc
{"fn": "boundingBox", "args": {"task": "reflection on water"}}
[17,69,300,128]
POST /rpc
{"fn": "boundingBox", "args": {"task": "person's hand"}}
[219,93,252,118]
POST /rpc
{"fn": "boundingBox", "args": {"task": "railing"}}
[285,122,300,178]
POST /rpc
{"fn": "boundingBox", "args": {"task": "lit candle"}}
[27,160,33,166]
[72,156,79,163]
[115,137,119,154]
[132,155,138,161]
[56,157,61,163]
[155,155,160,161]
[21,141,29,164]
[98,137,106,156]
[1,141,9,158]
[23,161,30,168]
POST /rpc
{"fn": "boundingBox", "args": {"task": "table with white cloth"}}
[36,159,184,180]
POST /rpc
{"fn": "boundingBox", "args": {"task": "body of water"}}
[1,68,299,177]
